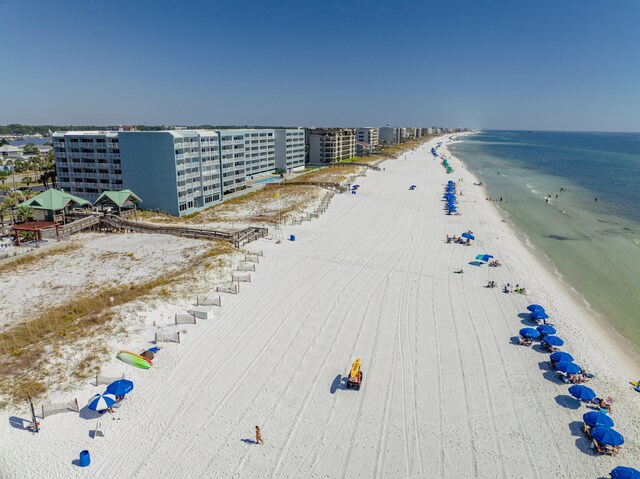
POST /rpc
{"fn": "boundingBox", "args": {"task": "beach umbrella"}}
[519,327,540,339]
[530,310,549,320]
[105,379,134,397]
[555,361,581,374]
[475,254,494,263]
[536,325,556,336]
[550,351,573,363]
[611,467,640,479]
[461,232,475,240]
[569,384,597,402]
[87,393,116,412]
[583,411,614,429]
[542,335,564,347]
[591,427,624,446]
[527,304,545,312]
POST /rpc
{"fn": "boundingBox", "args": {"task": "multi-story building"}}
[355,127,379,149]
[53,128,305,216]
[274,129,305,172]
[306,128,356,163]
[379,127,401,145]
[55,131,123,198]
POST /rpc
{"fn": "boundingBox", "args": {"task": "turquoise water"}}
[450,131,640,348]
[252,176,282,185]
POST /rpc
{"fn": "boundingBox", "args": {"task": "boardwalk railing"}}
[267,181,346,193]
[307,162,382,171]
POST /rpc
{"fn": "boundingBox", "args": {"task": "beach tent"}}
[542,335,564,347]
[583,411,614,429]
[550,351,574,363]
[555,361,581,374]
[519,327,540,339]
[611,466,640,479]
[569,384,597,402]
[591,427,624,446]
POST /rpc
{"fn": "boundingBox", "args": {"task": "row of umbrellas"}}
[444,181,457,215]
[442,158,453,174]
[519,304,627,450]
[87,379,134,412]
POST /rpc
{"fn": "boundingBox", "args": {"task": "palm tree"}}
[16,205,35,223]
[0,202,8,235]
[23,176,32,188]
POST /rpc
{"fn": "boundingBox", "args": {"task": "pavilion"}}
[19,188,91,223]
[94,189,141,217]
[12,221,60,247]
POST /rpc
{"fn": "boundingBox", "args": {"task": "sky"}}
[2,0,640,131]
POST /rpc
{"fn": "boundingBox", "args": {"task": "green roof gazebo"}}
[94,189,142,218]
[19,189,91,223]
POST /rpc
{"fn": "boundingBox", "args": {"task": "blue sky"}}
[2,0,640,131]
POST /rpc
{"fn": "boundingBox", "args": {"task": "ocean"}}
[450,130,640,349]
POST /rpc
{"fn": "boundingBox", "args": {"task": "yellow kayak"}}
[350,358,361,378]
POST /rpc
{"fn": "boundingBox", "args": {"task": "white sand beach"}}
[2,136,640,478]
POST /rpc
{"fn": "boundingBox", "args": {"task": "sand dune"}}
[2,136,639,478]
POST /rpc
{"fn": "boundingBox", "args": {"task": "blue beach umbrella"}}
[475,254,494,263]
[530,310,549,320]
[550,351,573,363]
[542,335,564,347]
[536,325,556,336]
[611,467,640,479]
[583,411,614,429]
[555,361,581,374]
[527,304,545,312]
[461,232,475,240]
[87,393,117,411]
[105,379,134,397]
[519,327,540,339]
[591,427,624,446]
[569,384,597,402]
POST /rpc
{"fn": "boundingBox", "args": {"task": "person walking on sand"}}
[255,426,264,445]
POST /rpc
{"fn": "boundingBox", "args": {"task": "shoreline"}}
[444,134,640,377]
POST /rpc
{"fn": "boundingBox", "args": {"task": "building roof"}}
[94,189,142,207]
[0,145,22,153]
[20,188,91,210]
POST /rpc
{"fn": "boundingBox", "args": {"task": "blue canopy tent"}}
[591,427,624,446]
[519,327,540,339]
[542,335,564,347]
[569,384,597,402]
[583,411,614,429]
[556,361,582,374]
[550,351,574,363]
[611,467,640,479]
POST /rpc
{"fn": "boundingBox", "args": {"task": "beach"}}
[2,135,640,478]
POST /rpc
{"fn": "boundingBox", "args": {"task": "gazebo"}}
[12,221,60,247]
[94,189,141,218]
[19,189,91,223]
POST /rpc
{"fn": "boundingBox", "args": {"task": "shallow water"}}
[450,130,640,348]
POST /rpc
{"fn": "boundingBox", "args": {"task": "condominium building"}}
[355,127,379,149]
[54,131,123,197]
[54,128,305,216]
[379,127,399,145]
[274,129,305,172]
[306,128,356,163]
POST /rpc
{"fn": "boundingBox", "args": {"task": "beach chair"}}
[93,421,105,438]
[583,422,591,438]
